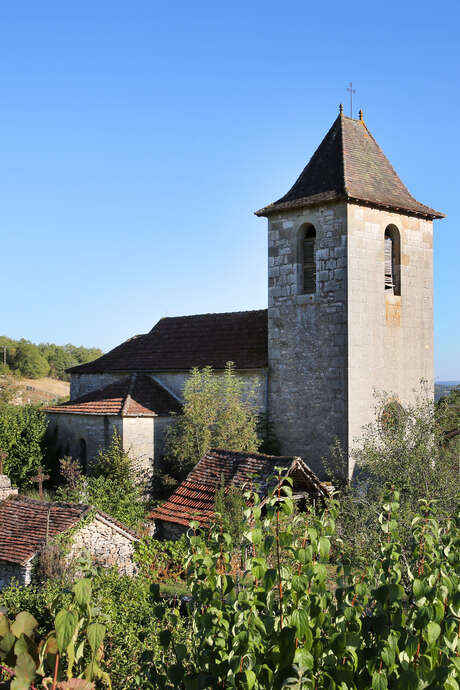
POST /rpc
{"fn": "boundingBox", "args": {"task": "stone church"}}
[46,108,444,480]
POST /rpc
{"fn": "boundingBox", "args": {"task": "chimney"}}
[0,473,18,501]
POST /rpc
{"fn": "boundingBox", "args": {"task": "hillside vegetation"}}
[0,336,102,381]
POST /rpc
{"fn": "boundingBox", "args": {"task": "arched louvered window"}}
[301,225,316,294]
[384,225,401,296]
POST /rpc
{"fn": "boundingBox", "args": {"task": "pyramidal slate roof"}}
[255,112,444,219]
[45,373,181,416]
[68,310,268,375]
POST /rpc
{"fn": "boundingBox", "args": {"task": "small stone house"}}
[150,448,330,539]
[0,489,138,590]
[45,372,182,477]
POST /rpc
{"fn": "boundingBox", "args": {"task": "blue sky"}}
[1,1,458,379]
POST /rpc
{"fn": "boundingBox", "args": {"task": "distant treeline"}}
[0,336,103,381]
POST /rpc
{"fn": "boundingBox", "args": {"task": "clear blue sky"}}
[1,1,458,379]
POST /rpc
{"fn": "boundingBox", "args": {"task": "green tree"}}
[332,385,460,569]
[13,341,50,378]
[0,404,48,486]
[165,362,260,477]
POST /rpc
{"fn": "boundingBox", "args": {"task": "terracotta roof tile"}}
[0,496,138,565]
[45,373,181,416]
[0,496,89,565]
[67,310,268,375]
[255,114,444,220]
[150,448,328,527]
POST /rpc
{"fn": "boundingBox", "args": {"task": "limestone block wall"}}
[154,370,267,412]
[70,374,124,400]
[267,202,348,478]
[0,475,18,501]
[122,416,154,478]
[68,514,138,576]
[347,205,434,476]
[46,413,122,469]
[0,560,33,591]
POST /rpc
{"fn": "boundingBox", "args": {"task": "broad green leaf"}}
[318,537,331,561]
[159,629,171,648]
[372,671,388,689]
[55,609,78,654]
[0,613,10,636]
[294,647,314,670]
[424,621,441,645]
[87,623,105,655]
[245,669,257,689]
[73,579,92,609]
[13,650,37,683]
[11,612,38,639]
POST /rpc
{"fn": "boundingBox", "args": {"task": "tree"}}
[0,404,48,486]
[13,342,50,379]
[332,384,460,569]
[164,362,260,477]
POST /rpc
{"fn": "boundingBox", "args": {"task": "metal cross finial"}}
[339,103,343,115]
[32,465,50,501]
[347,82,356,118]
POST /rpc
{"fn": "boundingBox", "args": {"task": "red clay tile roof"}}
[255,114,444,220]
[0,496,89,565]
[0,496,138,565]
[67,310,268,375]
[44,373,181,416]
[150,448,328,528]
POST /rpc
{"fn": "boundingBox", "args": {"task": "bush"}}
[56,432,148,527]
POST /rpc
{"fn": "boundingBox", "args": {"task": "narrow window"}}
[79,438,87,472]
[302,225,316,294]
[384,225,401,296]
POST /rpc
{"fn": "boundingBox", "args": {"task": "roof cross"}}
[32,465,50,501]
[347,81,356,118]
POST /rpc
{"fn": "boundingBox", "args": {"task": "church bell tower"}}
[255,108,444,479]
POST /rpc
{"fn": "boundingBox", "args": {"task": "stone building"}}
[150,448,329,539]
[46,109,444,479]
[0,486,138,590]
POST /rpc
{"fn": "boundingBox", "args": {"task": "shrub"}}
[0,403,48,487]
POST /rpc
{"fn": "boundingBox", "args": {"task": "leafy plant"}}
[164,361,260,478]
[149,473,460,688]
[0,404,48,487]
[0,578,110,689]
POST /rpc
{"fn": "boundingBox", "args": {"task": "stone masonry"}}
[267,202,348,479]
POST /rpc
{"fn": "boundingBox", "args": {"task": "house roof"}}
[255,113,444,220]
[150,448,329,527]
[0,495,137,566]
[67,310,268,375]
[44,373,181,417]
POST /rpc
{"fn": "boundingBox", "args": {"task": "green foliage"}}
[0,578,110,688]
[256,412,281,456]
[333,386,460,569]
[56,432,147,527]
[134,536,188,581]
[165,362,260,477]
[0,335,103,381]
[214,474,246,543]
[0,403,48,486]
[150,478,460,688]
[13,341,50,379]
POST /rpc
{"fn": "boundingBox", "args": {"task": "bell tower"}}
[256,108,444,479]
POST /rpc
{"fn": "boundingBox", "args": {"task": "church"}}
[46,107,444,480]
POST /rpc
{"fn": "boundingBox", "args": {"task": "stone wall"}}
[68,514,138,576]
[122,416,154,478]
[46,413,122,470]
[70,371,267,411]
[346,205,434,476]
[0,560,32,591]
[267,202,348,478]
